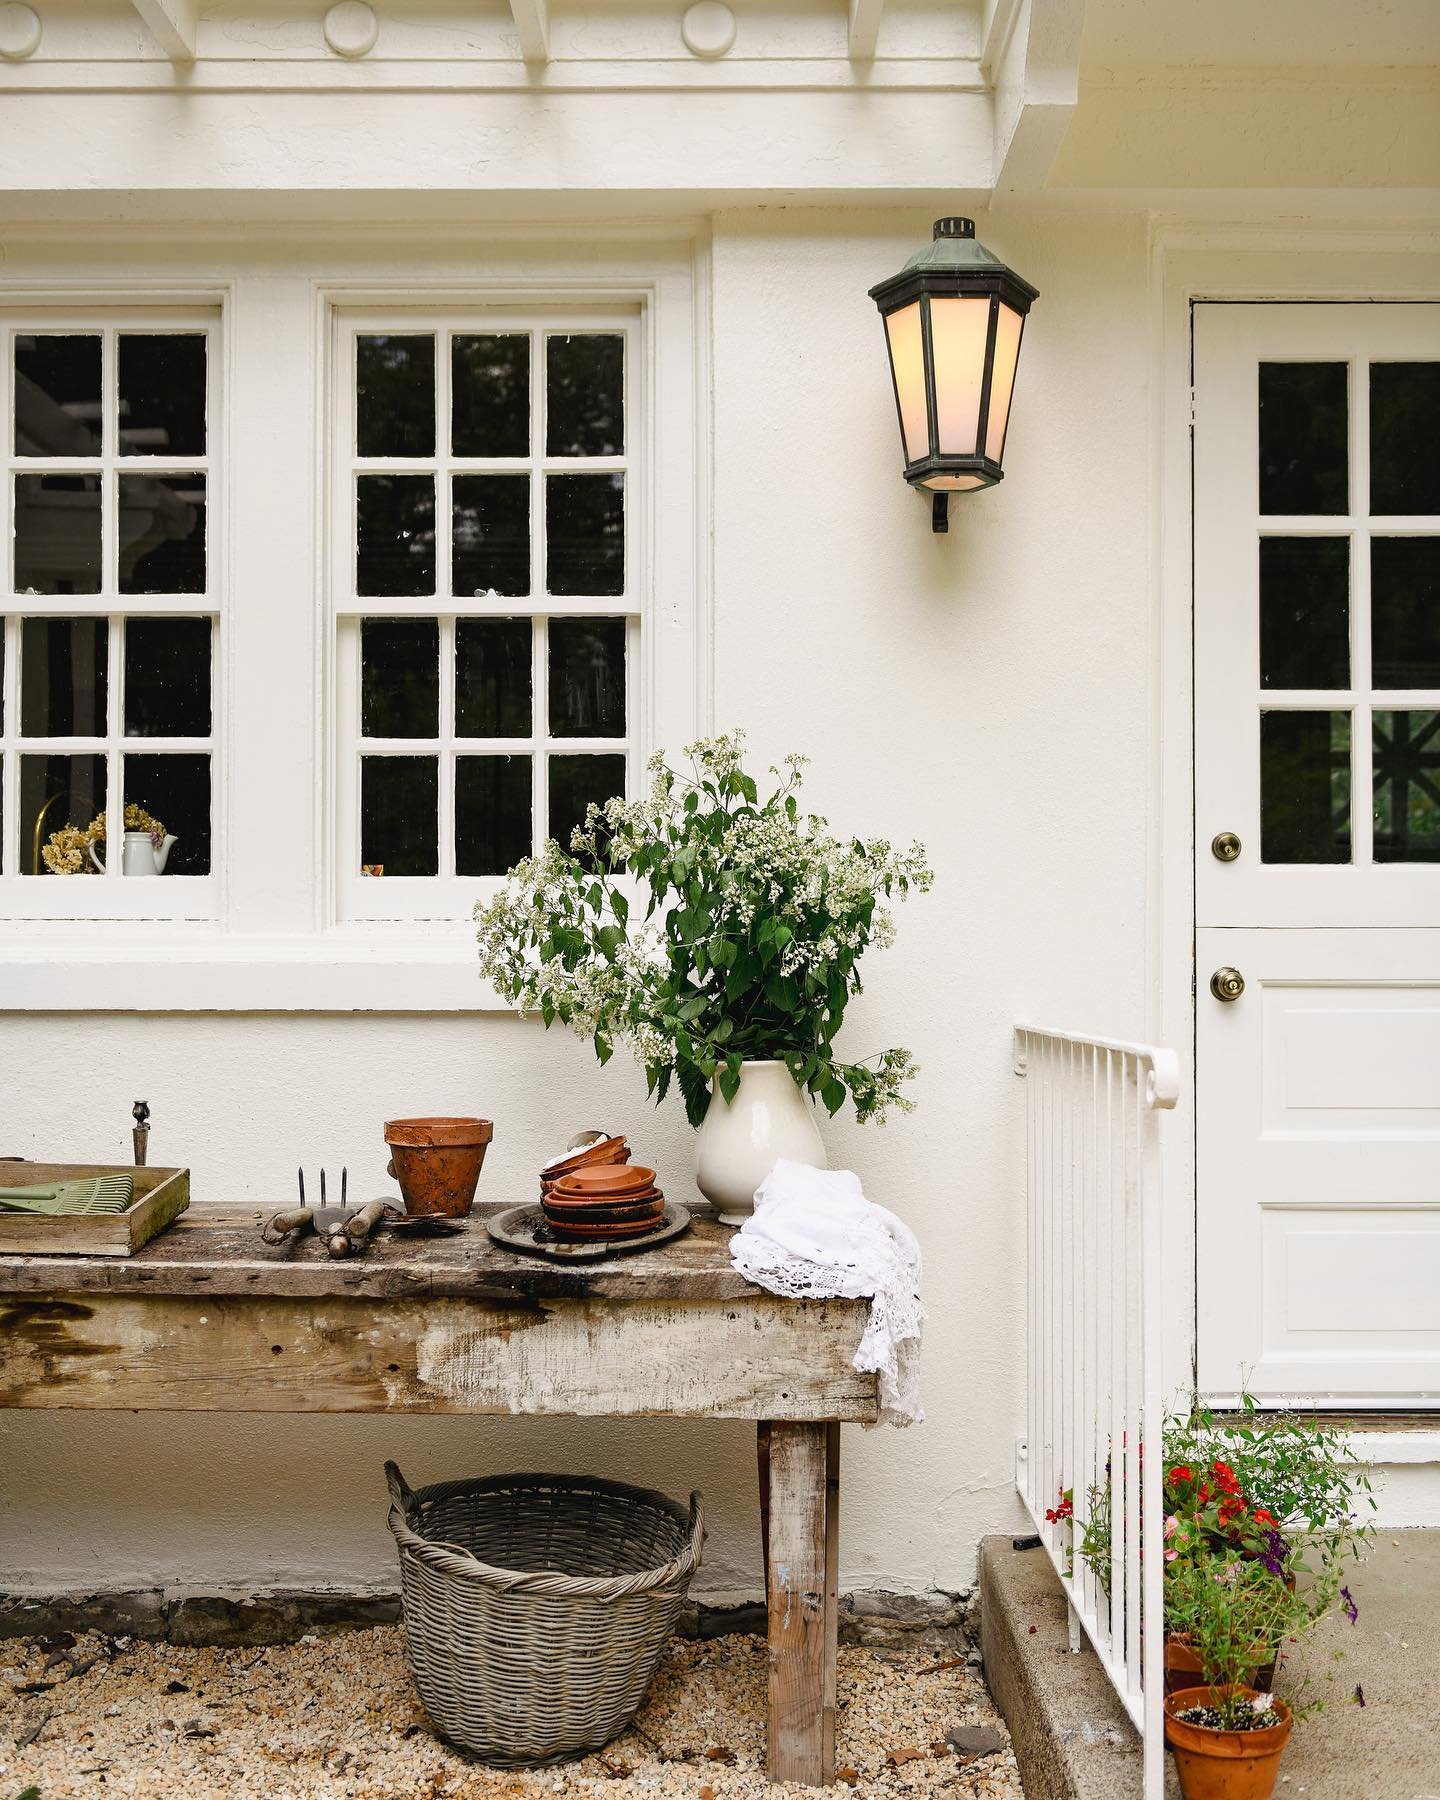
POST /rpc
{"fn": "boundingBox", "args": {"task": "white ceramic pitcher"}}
[89,830,178,876]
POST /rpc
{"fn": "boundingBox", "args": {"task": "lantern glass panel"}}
[931,297,991,456]
[984,303,1025,463]
[884,302,928,465]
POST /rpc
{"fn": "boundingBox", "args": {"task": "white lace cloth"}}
[728,1159,924,1426]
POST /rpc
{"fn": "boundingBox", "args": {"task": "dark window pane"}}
[1372,537,1440,688]
[546,473,624,596]
[14,473,102,594]
[549,618,626,737]
[456,755,532,875]
[361,619,439,738]
[549,752,625,850]
[546,334,624,457]
[1259,538,1349,689]
[1370,363,1440,516]
[124,617,211,737]
[456,618,531,737]
[1374,711,1440,864]
[1261,710,1351,864]
[1259,363,1348,516]
[124,753,210,875]
[119,473,206,594]
[118,334,206,458]
[21,753,106,875]
[14,335,101,458]
[357,335,435,458]
[361,756,438,876]
[453,474,530,597]
[21,618,107,736]
[452,334,529,457]
[356,474,435,597]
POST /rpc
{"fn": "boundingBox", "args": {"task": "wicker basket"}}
[385,1462,704,1767]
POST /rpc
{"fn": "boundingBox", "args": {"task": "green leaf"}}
[541,999,555,1028]
[719,1063,742,1105]
[594,1032,613,1066]
[677,1058,711,1127]
[611,889,629,927]
[821,1078,847,1116]
[596,924,624,959]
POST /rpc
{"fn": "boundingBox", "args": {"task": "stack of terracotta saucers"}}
[542,1163,665,1242]
[539,1133,630,1198]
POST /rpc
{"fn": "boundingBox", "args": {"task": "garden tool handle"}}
[261,1206,311,1245]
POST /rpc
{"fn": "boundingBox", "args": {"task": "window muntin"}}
[335,313,638,918]
[0,314,218,913]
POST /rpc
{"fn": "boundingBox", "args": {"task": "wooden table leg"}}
[757,1420,772,1591]
[766,1419,840,1785]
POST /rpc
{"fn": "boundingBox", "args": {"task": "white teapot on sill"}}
[90,831,178,877]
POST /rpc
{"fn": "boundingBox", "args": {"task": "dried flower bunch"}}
[42,802,168,875]
[476,733,932,1126]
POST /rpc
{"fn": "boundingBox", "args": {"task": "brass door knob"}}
[1211,832,1242,862]
[1210,966,1245,1003]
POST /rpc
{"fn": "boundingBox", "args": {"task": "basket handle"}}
[384,1460,417,1517]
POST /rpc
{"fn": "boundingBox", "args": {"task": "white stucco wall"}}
[0,206,1158,1601]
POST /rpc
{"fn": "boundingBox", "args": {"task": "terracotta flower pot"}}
[384,1117,493,1217]
[1164,1685,1292,1800]
[1165,1635,1276,1695]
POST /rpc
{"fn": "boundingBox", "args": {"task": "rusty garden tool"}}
[260,1167,394,1256]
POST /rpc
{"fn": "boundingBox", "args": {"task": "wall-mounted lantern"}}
[869,218,1038,532]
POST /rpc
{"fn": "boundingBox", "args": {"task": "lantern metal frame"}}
[869,218,1039,531]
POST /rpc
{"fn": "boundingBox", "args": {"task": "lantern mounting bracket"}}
[931,492,949,533]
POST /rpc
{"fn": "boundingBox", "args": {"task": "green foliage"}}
[475,733,932,1127]
[1164,1554,1309,1728]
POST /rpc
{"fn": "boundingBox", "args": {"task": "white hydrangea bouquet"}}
[475,733,932,1127]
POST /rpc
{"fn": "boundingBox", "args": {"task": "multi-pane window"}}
[0,315,216,911]
[335,314,636,915]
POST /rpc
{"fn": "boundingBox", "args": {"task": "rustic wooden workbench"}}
[0,1205,878,1786]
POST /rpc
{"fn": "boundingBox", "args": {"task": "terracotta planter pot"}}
[1165,1635,1276,1695]
[384,1117,493,1217]
[1164,1686,1292,1800]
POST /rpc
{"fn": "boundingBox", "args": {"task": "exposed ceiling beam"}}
[980,0,1024,80]
[991,0,1086,191]
[509,0,550,65]
[131,0,197,62]
[848,0,885,61]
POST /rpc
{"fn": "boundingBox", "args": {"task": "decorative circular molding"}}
[324,1,379,58]
[0,3,42,61]
[681,0,736,59]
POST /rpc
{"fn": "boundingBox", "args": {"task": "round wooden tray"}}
[486,1202,692,1262]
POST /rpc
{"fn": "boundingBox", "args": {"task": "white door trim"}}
[1150,229,1440,1411]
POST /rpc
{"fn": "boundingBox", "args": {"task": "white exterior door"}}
[1194,302,1440,1407]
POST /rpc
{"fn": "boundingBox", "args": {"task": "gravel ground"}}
[0,1627,1024,1800]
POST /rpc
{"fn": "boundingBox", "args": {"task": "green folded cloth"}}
[0,1174,134,1216]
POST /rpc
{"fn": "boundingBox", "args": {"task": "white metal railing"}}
[1012,1026,1179,1800]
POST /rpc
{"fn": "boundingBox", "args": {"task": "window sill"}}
[0,927,511,1012]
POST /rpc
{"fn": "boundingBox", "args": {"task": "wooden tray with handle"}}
[0,1161,189,1258]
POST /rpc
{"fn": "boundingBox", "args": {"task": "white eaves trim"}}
[848,0,885,61]
[509,0,550,65]
[131,0,197,62]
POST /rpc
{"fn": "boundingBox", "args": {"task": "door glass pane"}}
[360,756,438,875]
[21,617,107,736]
[1373,711,1440,864]
[22,752,106,875]
[453,474,530,597]
[456,754,532,876]
[1370,363,1440,517]
[456,618,531,737]
[14,334,101,457]
[1260,710,1351,864]
[361,619,439,738]
[124,617,211,737]
[546,473,624,596]
[1259,363,1347,516]
[549,752,625,850]
[356,335,435,458]
[1260,538,1349,689]
[118,334,207,458]
[546,335,624,457]
[124,752,210,874]
[452,334,529,457]
[356,474,435,596]
[548,618,626,737]
[118,473,206,594]
[14,474,102,593]
[1371,537,1440,688]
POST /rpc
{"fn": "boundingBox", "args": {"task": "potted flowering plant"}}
[475,734,932,1219]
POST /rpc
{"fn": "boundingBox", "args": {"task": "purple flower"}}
[1354,1683,1366,1708]
[1260,1528,1290,1577]
[1341,1585,1359,1626]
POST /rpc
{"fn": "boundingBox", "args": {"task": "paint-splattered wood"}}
[0,1205,774,1302]
[0,1290,879,1422]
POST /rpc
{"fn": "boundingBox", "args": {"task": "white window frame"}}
[0,304,221,921]
[0,236,710,1010]
[331,306,641,923]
